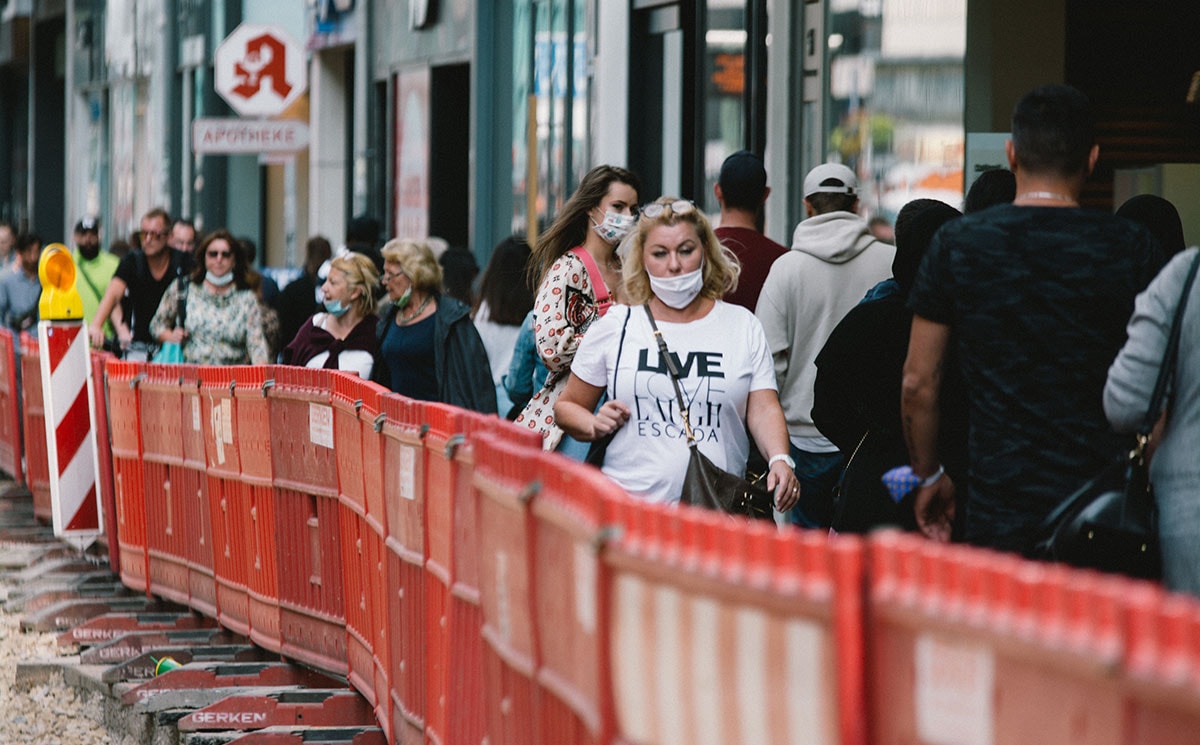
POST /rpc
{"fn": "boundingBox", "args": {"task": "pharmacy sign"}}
[215,24,307,117]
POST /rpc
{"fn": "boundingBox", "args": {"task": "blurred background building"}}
[0,0,1193,270]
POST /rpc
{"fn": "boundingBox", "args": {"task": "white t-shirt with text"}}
[572,301,777,504]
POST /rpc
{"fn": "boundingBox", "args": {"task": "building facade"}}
[0,0,1192,271]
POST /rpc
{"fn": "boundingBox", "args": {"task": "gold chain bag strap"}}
[642,304,774,520]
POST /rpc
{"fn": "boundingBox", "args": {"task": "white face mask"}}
[591,211,637,245]
[206,271,235,287]
[648,264,704,309]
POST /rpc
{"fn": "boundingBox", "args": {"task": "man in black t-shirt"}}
[901,85,1164,552]
[88,207,194,350]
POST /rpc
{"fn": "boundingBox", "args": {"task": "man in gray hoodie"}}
[756,163,895,527]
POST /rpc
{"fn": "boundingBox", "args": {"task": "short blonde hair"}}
[621,197,740,306]
[381,238,443,294]
[329,252,380,318]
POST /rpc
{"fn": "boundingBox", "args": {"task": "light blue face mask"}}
[206,271,234,287]
[324,298,351,317]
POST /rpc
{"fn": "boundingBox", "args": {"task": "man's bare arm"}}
[901,315,955,541]
[89,276,129,347]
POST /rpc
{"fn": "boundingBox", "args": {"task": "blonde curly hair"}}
[381,238,444,294]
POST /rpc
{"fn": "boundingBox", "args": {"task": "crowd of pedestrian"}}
[0,80,1193,592]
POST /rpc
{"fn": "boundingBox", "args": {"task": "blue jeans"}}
[786,446,844,528]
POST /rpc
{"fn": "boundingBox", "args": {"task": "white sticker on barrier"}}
[192,397,201,432]
[399,446,415,500]
[309,403,333,449]
[574,544,596,635]
[222,398,234,444]
[915,633,995,745]
[210,401,225,465]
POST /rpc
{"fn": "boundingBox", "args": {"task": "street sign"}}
[214,23,307,117]
[193,118,310,154]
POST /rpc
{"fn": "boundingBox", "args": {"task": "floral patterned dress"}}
[514,248,609,450]
[150,279,269,365]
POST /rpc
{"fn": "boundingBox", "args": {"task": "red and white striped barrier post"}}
[37,245,104,548]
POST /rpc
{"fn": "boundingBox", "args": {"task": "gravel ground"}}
[0,565,139,744]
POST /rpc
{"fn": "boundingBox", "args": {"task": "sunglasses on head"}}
[640,200,696,219]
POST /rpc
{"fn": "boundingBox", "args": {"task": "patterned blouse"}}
[534,249,608,379]
[150,279,269,365]
[513,248,609,449]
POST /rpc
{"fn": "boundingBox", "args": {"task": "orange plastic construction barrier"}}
[472,429,542,745]
[526,448,629,745]
[269,365,347,675]
[59,358,1200,745]
[89,350,119,576]
[140,362,193,607]
[1123,584,1200,745]
[332,371,387,712]
[233,364,282,654]
[868,530,1135,745]
[604,500,866,745]
[421,401,462,745]
[104,359,148,592]
[0,329,23,483]
[19,332,51,521]
[179,364,216,618]
[200,365,251,636]
[357,382,391,737]
[379,392,428,741]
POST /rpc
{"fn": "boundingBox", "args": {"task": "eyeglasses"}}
[381,271,405,284]
[207,250,233,259]
[640,200,696,219]
[141,230,169,241]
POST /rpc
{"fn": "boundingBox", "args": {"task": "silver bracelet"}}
[919,464,945,488]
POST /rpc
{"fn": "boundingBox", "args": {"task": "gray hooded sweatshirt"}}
[755,211,895,446]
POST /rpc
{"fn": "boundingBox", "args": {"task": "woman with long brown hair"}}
[514,164,642,456]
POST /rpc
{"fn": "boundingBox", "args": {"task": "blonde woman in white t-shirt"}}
[555,197,800,509]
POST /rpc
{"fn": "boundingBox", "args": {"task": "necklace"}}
[1016,190,1078,205]
[397,294,433,325]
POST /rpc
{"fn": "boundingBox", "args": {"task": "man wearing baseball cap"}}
[714,150,788,312]
[756,162,894,527]
[72,216,120,337]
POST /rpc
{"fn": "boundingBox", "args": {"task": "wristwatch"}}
[767,453,796,470]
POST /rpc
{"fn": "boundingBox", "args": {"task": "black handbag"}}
[1030,251,1200,579]
[643,305,775,521]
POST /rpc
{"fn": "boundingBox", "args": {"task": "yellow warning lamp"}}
[38,243,85,321]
